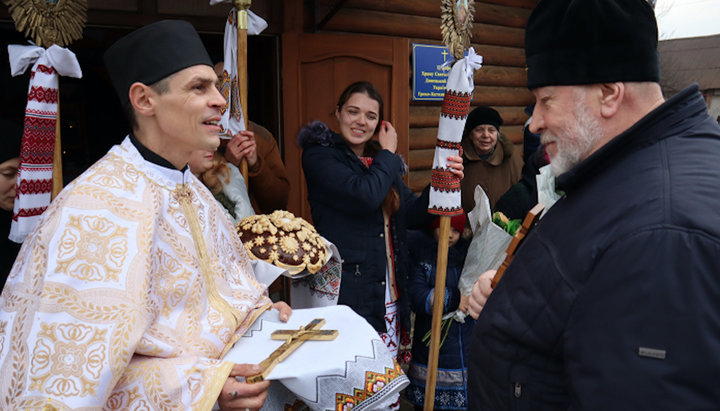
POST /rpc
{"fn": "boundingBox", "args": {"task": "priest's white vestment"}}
[0,137,272,410]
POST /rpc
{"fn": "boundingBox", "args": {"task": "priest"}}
[0,20,289,410]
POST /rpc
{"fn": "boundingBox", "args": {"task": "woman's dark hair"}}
[336,81,384,135]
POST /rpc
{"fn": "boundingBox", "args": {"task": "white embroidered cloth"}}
[210,2,269,139]
[428,48,482,216]
[0,137,273,409]
[224,305,409,410]
[7,43,82,243]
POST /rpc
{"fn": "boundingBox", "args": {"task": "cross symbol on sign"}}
[246,318,339,383]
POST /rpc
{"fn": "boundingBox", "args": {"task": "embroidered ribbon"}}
[7,44,82,243]
[210,2,269,138]
[428,47,482,216]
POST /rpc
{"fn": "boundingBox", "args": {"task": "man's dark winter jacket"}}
[468,85,720,410]
[299,121,432,332]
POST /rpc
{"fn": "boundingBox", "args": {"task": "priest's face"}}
[530,85,604,176]
[335,92,380,157]
[0,157,19,212]
[152,65,225,166]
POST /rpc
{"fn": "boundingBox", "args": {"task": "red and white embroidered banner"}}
[428,48,482,216]
[7,44,82,243]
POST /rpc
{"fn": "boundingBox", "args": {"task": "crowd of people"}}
[2,0,720,409]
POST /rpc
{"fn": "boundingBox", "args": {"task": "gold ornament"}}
[5,0,87,48]
[441,0,474,61]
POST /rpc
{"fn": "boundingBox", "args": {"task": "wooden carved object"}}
[491,203,545,288]
[246,318,338,383]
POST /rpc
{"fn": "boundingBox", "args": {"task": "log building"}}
[0,0,537,220]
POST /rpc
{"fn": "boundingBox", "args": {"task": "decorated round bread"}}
[236,210,328,275]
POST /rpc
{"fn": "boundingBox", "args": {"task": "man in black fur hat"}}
[466,0,720,408]
[0,20,290,409]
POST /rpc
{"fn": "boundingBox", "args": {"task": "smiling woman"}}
[297,82,464,385]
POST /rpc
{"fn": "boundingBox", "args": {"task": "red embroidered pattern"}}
[36,64,55,75]
[428,204,463,216]
[335,361,404,410]
[28,86,59,104]
[435,139,462,151]
[430,168,461,193]
[17,179,53,194]
[14,206,48,218]
[440,90,472,120]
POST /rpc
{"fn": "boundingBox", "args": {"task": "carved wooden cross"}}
[246,318,338,383]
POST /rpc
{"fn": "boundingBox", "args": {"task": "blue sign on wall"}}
[412,43,454,101]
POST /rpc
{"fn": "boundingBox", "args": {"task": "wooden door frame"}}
[281,32,409,220]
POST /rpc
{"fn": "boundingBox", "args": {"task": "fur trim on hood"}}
[297,120,409,176]
[297,120,337,149]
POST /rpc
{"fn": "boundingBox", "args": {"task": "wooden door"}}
[281,32,409,221]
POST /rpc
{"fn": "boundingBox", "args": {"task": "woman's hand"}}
[217,364,271,410]
[467,270,495,320]
[378,121,398,153]
[225,130,258,170]
[446,155,464,179]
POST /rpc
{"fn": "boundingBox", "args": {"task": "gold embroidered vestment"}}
[0,138,271,410]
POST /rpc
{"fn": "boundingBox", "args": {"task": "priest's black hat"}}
[104,20,213,106]
[465,106,503,134]
[525,0,660,89]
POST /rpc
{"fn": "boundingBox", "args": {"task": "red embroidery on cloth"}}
[334,361,405,409]
[435,139,462,151]
[440,90,472,120]
[430,168,461,193]
[14,206,48,219]
[28,86,59,104]
[17,179,53,194]
[36,64,55,75]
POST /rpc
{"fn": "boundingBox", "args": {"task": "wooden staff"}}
[52,94,63,199]
[424,216,451,410]
[233,0,251,187]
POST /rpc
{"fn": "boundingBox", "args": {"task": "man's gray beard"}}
[544,99,603,177]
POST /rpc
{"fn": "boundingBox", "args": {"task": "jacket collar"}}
[462,137,505,166]
[556,84,707,193]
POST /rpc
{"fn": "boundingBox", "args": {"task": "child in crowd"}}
[405,212,473,410]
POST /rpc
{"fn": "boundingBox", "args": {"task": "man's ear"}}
[128,82,155,118]
[599,82,624,119]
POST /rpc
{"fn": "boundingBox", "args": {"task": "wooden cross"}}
[246,318,338,383]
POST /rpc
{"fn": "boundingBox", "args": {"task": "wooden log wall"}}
[313,0,538,192]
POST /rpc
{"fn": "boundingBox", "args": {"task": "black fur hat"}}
[525,0,660,89]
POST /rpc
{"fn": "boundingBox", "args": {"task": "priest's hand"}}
[218,364,270,411]
[272,301,292,322]
[468,270,495,320]
[225,131,259,170]
[378,121,398,153]
[446,155,464,179]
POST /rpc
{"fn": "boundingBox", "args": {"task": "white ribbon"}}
[208,1,268,35]
[463,47,483,83]
[8,43,82,78]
